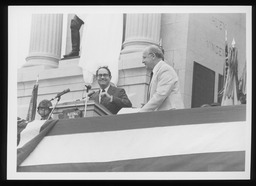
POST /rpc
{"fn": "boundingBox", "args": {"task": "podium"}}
[52,100,112,119]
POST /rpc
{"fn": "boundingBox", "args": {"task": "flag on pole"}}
[79,14,123,85]
[218,30,229,99]
[221,38,239,106]
[239,62,246,95]
[223,30,229,86]
[26,75,39,122]
[238,62,246,103]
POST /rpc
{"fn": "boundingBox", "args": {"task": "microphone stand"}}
[83,90,89,118]
[83,92,88,117]
[47,96,61,121]
[83,86,91,117]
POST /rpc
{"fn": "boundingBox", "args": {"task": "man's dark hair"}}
[96,66,112,77]
[37,99,52,110]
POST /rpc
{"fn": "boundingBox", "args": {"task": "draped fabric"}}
[79,14,123,85]
[17,120,58,166]
[17,105,246,172]
[17,117,29,145]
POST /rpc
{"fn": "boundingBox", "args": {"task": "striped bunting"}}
[18,120,46,148]
[17,120,58,166]
[17,105,246,172]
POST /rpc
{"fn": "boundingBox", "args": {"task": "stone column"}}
[24,14,63,68]
[118,14,161,108]
[122,14,161,54]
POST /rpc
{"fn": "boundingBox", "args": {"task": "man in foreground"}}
[90,66,132,114]
[140,45,184,112]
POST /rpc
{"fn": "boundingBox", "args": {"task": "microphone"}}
[49,88,70,101]
[82,91,95,99]
[55,88,70,98]
[76,91,95,101]
[85,85,91,92]
[88,90,95,97]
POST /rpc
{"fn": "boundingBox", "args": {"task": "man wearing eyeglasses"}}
[90,66,132,114]
[140,45,184,112]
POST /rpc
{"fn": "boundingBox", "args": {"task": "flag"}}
[17,117,29,145]
[17,105,246,172]
[223,30,229,86]
[221,39,239,106]
[79,14,123,85]
[17,119,58,166]
[238,62,246,96]
[17,120,47,149]
[218,30,229,99]
[26,77,39,122]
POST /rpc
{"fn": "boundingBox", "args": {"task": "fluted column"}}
[24,14,63,68]
[121,14,161,54]
[118,14,161,108]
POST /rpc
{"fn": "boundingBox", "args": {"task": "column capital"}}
[121,14,161,54]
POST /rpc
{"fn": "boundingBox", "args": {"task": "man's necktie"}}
[147,72,153,102]
[100,89,105,104]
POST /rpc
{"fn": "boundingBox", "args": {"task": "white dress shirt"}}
[99,85,110,103]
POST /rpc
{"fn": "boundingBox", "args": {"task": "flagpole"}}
[26,75,39,122]
[83,92,88,117]
[47,96,61,121]
[36,74,39,85]
[83,85,91,117]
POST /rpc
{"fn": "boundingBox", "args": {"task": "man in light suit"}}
[90,66,132,114]
[139,45,184,112]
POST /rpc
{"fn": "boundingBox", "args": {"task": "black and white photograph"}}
[7,6,251,180]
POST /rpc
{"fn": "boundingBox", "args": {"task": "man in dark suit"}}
[90,66,132,114]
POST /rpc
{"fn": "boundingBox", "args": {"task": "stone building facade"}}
[17,13,246,119]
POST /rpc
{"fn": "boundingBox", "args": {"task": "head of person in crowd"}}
[37,99,52,120]
[142,45,164,70]
[96,66,112,90]
[201,104,211,107]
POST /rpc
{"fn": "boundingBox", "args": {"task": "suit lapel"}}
[95,90,100,103]
[107,85,115,96]
[147,72,153,101]
[98,86,114,104]
[150,61,163,97]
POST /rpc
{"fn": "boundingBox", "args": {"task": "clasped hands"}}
[101,92,113,102]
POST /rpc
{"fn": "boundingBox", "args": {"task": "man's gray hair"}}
[147,45,164,60]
